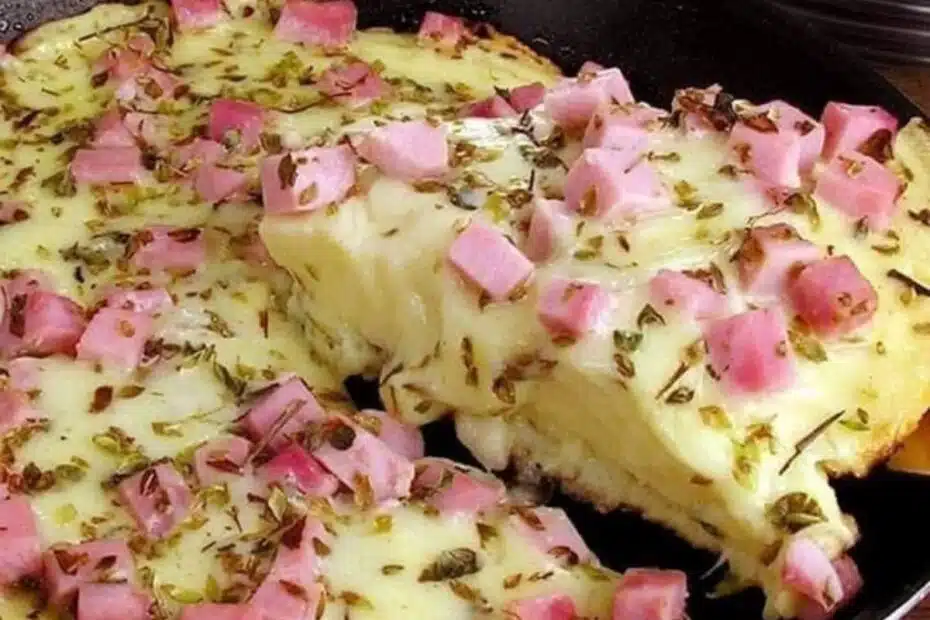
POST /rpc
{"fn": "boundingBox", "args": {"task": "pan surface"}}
[2,1,929,618]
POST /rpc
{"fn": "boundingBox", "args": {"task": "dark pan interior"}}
[5,0,930,618]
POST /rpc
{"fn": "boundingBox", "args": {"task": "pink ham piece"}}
[92,109,136,148]
[194,435,251,486]
[0,390,41,436]
[77,583,152,620]
[240,376,325,446]
[180,604,255,620]
[105,287,173,314]
[261,145,356,213]
[259,444,339,496]
[318,61,387,108]
[6,357,42,392]
[130,226,206,275]
[524,198,572,263]
[208,99,266,151]
[544,68,635,130]
[797,555,863,620]
[355,409,425,460]
[612,568,689,620]
[814,150,902,231]
[126,33,155,56]
[782,538,844,612]
[312,416,416,504]
[173,138,226,171]
[71,147,146,184]
[418,11,466,47]
[787,256,878,339]
[115,67,184,110]
[728,119,803,188]
[412,457,505,515]
[821,102,898,161]
[758,100,825,173]
[737,224,821,298]
[510,507,593,564]
[118,462,193,540]
[648,270,728,320]
[448,221,534,302]
[274,0,358,47]
[357,120,449,182]
[506,593,577,620]
[18,292,87,357]
[43,540,135,608]
[250,580,323,620]
[578,60,605,76]
[171,0,224,30]
[583,105,663,151]
[195,165,248,204]
[460,95,517,119]
[0,497,41,587]
[76,308,154,369]
[564,150,668,219]
[538,278,609,339]
[703,308,795,395]
[122,112,169,150]
[508,82,547,113]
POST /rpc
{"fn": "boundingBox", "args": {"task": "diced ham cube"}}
[578,60,605,76]
[43,540,135,608]
[412,458,505,515]
[510,507,593,564]
[355,409,425,460]
[3,269,53,298]
[648,270,728,320]
[821,102,898,161]
[538,278,609,339]
[318,62,388,108]
[787,256,878,339]
[460,95,517,119]
[0,497,41,587]
[208,99,266,151]
[737,224,822,297]
[274,0,358,47]
[122,112,170,151]
[19,292,87,357]
[703,308,795,395]
[71,147,146,185]
[418,11,466,47]
[261,146,356,214]
[544,68,634,130]
[508,82,547,113]
[171,0,224,30]
[180,603,254,620]
[447,221,534,302]
[782,538,844,612]
[759,100,825,173]
[612,568,689,620]
[524,198,572,263]
[240,376,325,446]
[77,583,152,620]
[118,462,193,539]
[173,138,226,170]
[814,150,902,231]
[564,150,668,219]
[95,47,148,83]
[105,287,173,314]
[130,226,206,275]
[505,593,577,620]
[195,165,248,204]
[357,120,449,182]
[259,444,339,496]
[728,119,803,188]
[250,579,323,620]
[76,308,154,369]
[797,555,863,620]
[583,104,665,150]
[115,67,184,110]
[93,109,136,148]
[0,390,41,436]
[194,435,251,486]
[312,416,415,504]
[6,357,42,392]
[672,84,724,137]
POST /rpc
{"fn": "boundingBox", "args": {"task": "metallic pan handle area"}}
[0,0,115,45]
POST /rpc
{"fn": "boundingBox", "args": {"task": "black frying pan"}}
[2,1,929,618]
